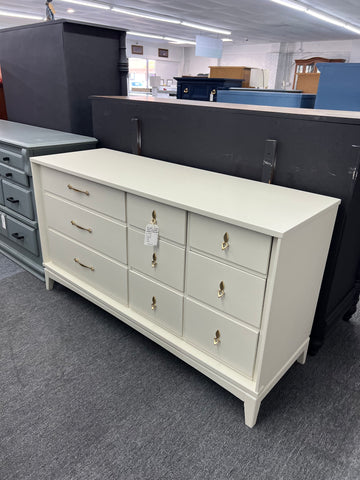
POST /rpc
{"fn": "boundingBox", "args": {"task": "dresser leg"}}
[244,398,261,428]
[45,273,54,291]
[297,348,307,365]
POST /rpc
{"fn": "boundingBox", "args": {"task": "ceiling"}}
[0,0,360,45]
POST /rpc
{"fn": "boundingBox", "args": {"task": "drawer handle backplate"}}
[218,281,225,298]
[151,296,157,310]
[151,252,157,268]
[6,197,19,204]
[12,232,24,240]
[221,232,229,250]
[214,329,221,345]
[67,184,90,196]
[74,257,94,271]
[71,220,92,233]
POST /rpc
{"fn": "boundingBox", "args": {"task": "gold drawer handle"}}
[184,87,189,93]
[221,232,229,250]
[151,296,157,310]
[218,281,225,298]
[67,184,90,196]
[74,257,94,271]
[71,220,92,233]
[151,210,157,224]
[211,89,216,95]
[214,329,221,345]
[151,252,157,268]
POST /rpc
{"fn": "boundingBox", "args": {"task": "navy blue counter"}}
[217,89,316,108]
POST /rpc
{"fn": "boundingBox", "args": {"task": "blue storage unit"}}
[315,63,360,111]
[217,89,316,108]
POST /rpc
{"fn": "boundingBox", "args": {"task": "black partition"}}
[91,96,360,353]
[0,20,128,136]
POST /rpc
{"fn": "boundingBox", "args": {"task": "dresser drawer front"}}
[0,163,29,187]
[2,180,35,220]
[189,213,271,274]
[44,194,127,263]
[0,147,24,170]
[128,228,185,291]
[129,271,183,335]
[184,299,258,377]
[48,230,128,304]
[127,193,186,244]
[41,167,126,221]
[187,251,265,328]
[6,215,39,256]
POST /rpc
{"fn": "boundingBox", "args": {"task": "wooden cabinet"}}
[209,66,251,87]
[31,148,339,427]
[292,57,345,93]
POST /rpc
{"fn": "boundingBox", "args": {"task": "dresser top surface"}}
[0,120,97,149]
[31,148,340,238]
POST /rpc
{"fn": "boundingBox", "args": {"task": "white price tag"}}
[1,213,6,230]
[209,93,214,102]
[144,224,159,246]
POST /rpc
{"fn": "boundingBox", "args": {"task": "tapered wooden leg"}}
[244,398,261,428]
[45,272,54,290]
[297,348,307,365]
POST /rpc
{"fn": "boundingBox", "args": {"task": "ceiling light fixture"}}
[112,8,181,24]
[345,24,360,35]
[0,9,43,20]
[222,38,233,42]
[306,10,346,28]
[58,0,110,10]
[128,31,196,45]
[270,0,306,12]
[181,21,231,35]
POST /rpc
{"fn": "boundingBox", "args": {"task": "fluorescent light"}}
[306,10,346,28]
[128,32,196,45]
[0,10,43,20]
[181,21,231,35]
[222,38,233,42]
[127,31,163,40]
[270,0,306,12]
[345,24,360,35]
[164,37,197,45]
[112,8,180,24]
[58,0,110,10]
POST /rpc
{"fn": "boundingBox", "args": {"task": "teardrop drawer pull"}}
[74,257,94,271]
[151,253,157,268]
[217,281,225,298]
[67,184,90,196]
[151,210,157,224]
[213,329,221,345]
[151,296,157,310]
[221,232,229,250]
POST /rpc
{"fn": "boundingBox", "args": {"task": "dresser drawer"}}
[2,180,35,220]
[189,213,271,274]
[184,299,258,378]
[127,193,186,244]
[0,163,29,187]
[128,228,185,291]
[48,230,128,304]
[44,193,127,264]
[0,146,24,170]
[6,216,39,256]
[41,167,125,221]
[187,251,266,328]
[129,271,183,336]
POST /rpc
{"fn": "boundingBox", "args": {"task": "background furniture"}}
[31,148,339,427]
[90,96,360,353]
[315,63,360,111]
[292,57,345,93]
[209,66,252,87]
[217,89,316,108]
[0,120,97,279]
[0,20,128,136]
[174,77,244,101]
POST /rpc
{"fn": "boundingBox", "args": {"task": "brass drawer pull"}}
[67,184,90,196]
[151,252,157,268]
[218,281,225,298]
[214,329,221,345]
[151,296,157,310]
[151,210,157,224]
[71,220,92,233]
[74,257,94,271]
[211,89,216,95]
[184,87,189,93]
[221,232,229,250]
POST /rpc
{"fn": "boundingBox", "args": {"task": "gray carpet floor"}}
[1,253,359,480]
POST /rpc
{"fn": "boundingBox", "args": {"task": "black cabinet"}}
[0,20,128,136]
[174,77,243,101]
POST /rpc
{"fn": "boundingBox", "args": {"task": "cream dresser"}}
[31,148,340,427]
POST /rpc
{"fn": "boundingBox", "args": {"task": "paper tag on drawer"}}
[144,224,159,246]
[1,213,6,230]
